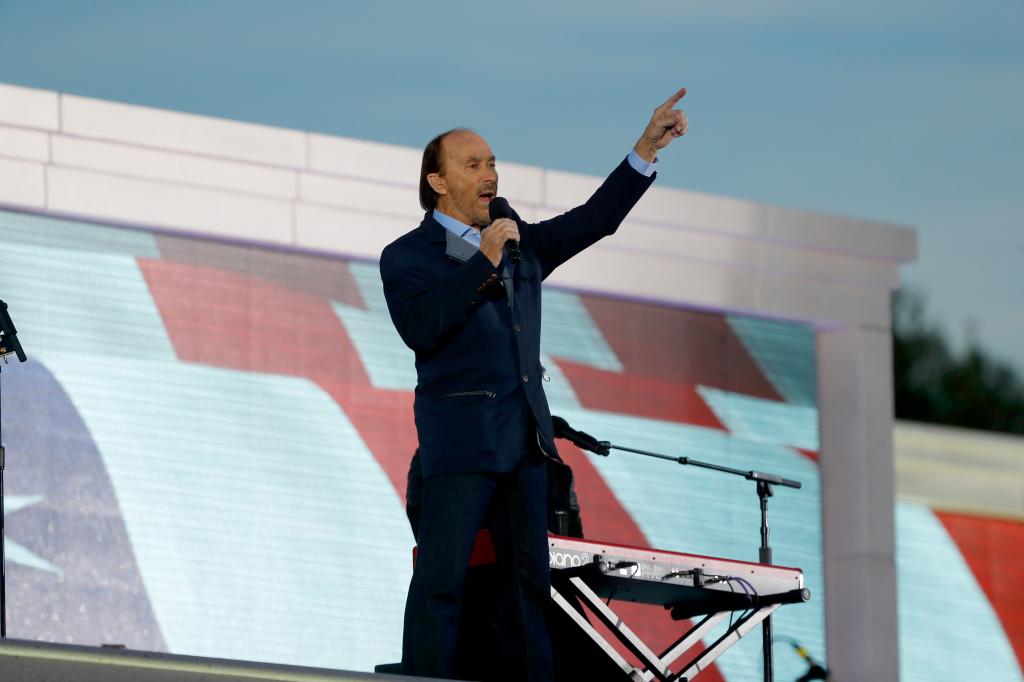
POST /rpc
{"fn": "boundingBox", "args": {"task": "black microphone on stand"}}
[488,196,521,263]
[552,416,610,456]
[0,301,26,363]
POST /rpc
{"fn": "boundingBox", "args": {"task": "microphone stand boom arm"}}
[599,443,802,491]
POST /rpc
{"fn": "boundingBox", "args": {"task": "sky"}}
[1,0,1022,373]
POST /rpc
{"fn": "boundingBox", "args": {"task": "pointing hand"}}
[635,87,688,162]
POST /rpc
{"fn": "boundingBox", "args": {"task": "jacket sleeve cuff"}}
[455,251,503,307]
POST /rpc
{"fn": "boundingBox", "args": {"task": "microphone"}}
[552,416,610,456]
[0,300,27,363]
[488,196,521,263]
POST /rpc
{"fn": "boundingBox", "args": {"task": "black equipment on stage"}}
[0,299,29,639]
[0,301,26,364]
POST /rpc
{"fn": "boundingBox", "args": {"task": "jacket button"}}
[522,374,529,383]
[513,324,521,333]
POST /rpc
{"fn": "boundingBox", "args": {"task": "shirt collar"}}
[433,209,481,247]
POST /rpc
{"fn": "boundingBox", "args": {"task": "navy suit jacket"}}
[380,158,655,478]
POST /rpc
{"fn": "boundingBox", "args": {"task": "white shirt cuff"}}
[626,148,658,177]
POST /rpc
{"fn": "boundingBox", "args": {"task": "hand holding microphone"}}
[485,196,521,264]
[479,218,519,267]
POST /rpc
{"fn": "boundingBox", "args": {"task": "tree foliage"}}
[893,290,1024,434]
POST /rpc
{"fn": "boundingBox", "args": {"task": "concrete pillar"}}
[817,323,900,681]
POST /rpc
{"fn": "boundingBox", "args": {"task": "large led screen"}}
[2,207,828,680]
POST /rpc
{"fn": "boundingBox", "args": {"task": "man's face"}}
[430,131,498,227]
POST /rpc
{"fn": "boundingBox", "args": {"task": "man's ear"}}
[427,173,447,196]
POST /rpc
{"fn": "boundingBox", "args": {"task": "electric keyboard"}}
[545,534,810,682]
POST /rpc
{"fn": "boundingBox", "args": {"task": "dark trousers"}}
[402,452,553,682]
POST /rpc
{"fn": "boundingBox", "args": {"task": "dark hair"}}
[419,127,472,211]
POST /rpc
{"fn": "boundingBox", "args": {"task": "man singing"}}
[380,88,688,680]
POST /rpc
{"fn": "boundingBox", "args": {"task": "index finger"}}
[659,87,687,111]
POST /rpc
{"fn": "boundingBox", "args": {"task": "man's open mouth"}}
[479,191,495,203]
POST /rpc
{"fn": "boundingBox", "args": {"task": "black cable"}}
[725,579,737,629]
[602,561,639,605]
[773,636,829,681]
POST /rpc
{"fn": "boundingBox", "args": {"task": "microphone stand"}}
[0,361,5,638]
[563,427,801,682]
[0,300,29,639]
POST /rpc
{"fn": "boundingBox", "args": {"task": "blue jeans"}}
[402,452,553,681]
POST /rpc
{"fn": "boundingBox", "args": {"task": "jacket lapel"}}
[444,228,478,263]
[428,214,517,304]
[419,212,475,265]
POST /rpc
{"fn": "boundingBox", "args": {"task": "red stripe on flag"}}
[580,294,783,401]
[556,358,726,429]
[153,234,368,309]
[937,511,1024,671]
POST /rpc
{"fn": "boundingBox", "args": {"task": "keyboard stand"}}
[549,562,804,682]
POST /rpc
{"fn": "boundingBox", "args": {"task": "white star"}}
[4,495,62,576]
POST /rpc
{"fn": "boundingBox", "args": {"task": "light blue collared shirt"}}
[435,149,656,247]
[433,210,483,248]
